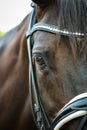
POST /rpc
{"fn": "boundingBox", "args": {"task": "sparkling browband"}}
[27,22,85,37]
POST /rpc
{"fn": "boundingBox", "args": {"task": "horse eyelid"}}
[33,54,48,70]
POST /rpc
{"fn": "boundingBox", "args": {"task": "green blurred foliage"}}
[0,31,4,37]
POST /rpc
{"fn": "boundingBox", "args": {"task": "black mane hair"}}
[56,0,87,55]
[56,0,87,34]
[32,0,52,7]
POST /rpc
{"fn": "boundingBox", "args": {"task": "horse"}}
[0,0,87,130]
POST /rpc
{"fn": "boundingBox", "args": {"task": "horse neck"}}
[0,15,29,84]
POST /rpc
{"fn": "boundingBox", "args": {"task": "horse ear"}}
[32,0,50,7]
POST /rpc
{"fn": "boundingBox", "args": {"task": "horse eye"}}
[34,54,47,69]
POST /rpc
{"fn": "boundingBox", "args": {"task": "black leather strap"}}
[77,115,87,130]
[51,95,87,130]
[26,5,50,130]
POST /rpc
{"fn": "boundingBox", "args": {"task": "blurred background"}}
[0,0,32,35]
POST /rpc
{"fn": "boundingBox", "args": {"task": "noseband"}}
[26,3,87,130]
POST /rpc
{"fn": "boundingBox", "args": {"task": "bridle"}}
[26,3,87,130]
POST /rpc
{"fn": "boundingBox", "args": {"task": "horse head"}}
[0,0,87,130]
[27,0,87,129]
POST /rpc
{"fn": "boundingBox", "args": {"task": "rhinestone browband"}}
[27,22,85,37]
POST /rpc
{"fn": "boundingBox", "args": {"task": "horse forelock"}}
[56,0,87,56]
[35,0,87,32]
[35,0,87,56]
[57,0,87,32]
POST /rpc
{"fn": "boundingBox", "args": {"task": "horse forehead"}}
[33,5,58,52]
[33,31,57,53]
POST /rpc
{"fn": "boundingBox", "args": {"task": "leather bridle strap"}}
[26,6,50,130]
[51,93,87,130]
